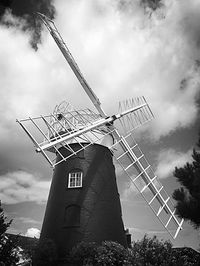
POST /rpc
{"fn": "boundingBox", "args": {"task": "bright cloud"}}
[119,147,193,201]
[0,0,200,140]
[14,216,41,225]
[0,171,50,204]
[25,227,40,239]
[54,0,200,139]
[0,0,200,207]
[121,181,138,202]
[156,148,193,179]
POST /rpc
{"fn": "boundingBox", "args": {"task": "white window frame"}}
[68,171,83,188]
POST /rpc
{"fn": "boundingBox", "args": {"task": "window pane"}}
[68,171,82,188]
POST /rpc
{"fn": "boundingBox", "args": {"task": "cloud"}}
[129,226,174,235]
[121,181,138,201]
[155,148,193,179]
[0,171,50,204]
[0,0,200,138]
[0,0,55,49]
[14,216,41,225]
[44,0,200,140]
[25,227,40,238]
[118,147,193,201]
[0,0,200,205]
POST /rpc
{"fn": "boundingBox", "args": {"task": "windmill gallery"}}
[17,13,184,259]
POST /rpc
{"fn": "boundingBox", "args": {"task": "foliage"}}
[172,132,200,228]
[32,238,57,266]
[130,235,200,266]
[0,201,19,266]
[19,238,38,264]
[130,234,173,266]
[95,241,131,266]
[69,241,131,265]
[0,204,12,242]
[69,241,98,266]
[171,247,200,266]
[69,236,200,266]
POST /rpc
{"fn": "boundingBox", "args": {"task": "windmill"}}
[17,13,183,257]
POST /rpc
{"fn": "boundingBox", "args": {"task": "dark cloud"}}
[180,60,200,91]
[0,0,55,50]
[181,8,200,49]
[140,0,163,11]
[118,0,163,13]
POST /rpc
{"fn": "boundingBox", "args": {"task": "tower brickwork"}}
[40,143,127,256]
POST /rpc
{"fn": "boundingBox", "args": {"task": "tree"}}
[172,132,200,228]
[69,241,98,266]
[69,236,200,265]
[95,241,131,266]
[130,235,200,266]
[69,241,131,266]
[130,235,173,266]
[0,201,19,266]
[172,247,200,266]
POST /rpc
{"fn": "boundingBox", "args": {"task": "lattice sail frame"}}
[111,131,184,239]
[17,108,106,167]
[118,96,154,134]
[16,97,151,167]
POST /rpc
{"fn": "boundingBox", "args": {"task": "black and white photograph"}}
[0,0,200,265]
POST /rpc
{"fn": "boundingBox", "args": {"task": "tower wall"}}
[40,143,127,257]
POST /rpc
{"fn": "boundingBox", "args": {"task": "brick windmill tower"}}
[17,14,183,258]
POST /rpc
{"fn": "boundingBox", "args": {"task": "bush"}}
[69,235,200,266]
[69,241,98,266]
[95,241,131,266]
[69,241,131,266]
[130,235,173,266]
[171,247,200,266]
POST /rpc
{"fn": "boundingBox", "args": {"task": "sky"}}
[0,0,200,249]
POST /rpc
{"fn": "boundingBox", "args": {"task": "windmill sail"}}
[112,131,183,239]
[37,12,106,117]
[16,97,152,168]
[17,107,108,167]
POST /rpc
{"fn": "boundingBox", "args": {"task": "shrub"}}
[95,241,131,266]
[69,241,131,265]
[69,235,200,266]
[69,241,98,265]
[130,235,173,266]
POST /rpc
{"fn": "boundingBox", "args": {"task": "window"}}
[68,171,83,188]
